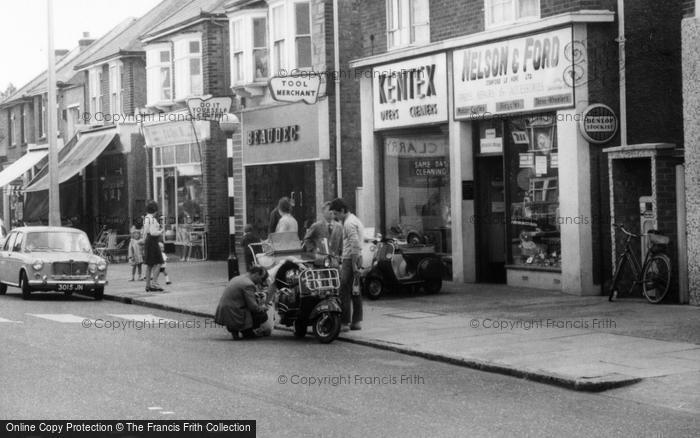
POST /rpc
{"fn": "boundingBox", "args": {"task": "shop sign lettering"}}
[373,54,447,130]
[247,125,299,145]
[385,137,448,158]
[413,159,449,176]
[453,27,574,119]
[268,74,321,104]
[579,104,618,144]
[187,96,232,121]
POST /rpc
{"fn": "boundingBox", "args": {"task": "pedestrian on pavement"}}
[157,241,172,285]
[275,197,298,233]
[128,228,144,281]
[142,201,164,292]
[328,198,364,332]
[214,266,270,340]
[241,224,261,271]
[268,197,288,234]
[303,201,342,260]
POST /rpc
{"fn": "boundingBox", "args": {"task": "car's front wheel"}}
[20,272,32,300]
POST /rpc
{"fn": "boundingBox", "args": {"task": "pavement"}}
[102,259,700,395]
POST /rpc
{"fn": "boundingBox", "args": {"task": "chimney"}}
[55,49,69,58]
[79,32,95,51]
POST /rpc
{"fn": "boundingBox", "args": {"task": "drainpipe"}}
[617,0,627,146]
[333,0,342,198]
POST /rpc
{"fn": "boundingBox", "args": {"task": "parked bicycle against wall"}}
[608,223,672,304]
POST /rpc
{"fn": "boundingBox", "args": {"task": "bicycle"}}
[608,223,672,304]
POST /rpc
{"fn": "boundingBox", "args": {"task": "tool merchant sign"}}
[453,27,574,119]
[373,53,448,130]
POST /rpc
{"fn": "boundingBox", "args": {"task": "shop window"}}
[505,114,560,269]
[485,0,539,28]
[386,0,430,50]
[383,135,451,254]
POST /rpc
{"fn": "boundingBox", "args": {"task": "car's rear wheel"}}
[94,287,104,301]
[0,282,7,295]
[20,272,32,300]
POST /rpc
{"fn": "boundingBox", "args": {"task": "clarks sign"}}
[373,53,447,130]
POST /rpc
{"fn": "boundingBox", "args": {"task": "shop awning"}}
[24,130,116,192]
[0,149,49,188]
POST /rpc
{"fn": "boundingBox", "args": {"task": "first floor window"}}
[387,0,430,49]
[253,17,268,80]
[486,0,539,27]
[294,2,311,68]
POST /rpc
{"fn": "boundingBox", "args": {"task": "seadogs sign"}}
[373,53,448,130]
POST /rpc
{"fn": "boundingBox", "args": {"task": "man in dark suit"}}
[214,266,269,339]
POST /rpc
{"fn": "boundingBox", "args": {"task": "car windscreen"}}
[24,232,92,253]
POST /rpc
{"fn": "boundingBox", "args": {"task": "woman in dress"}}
[142,201,164,292]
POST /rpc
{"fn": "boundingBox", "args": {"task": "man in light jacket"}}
[214,266,269,339]
[329,198,364,332]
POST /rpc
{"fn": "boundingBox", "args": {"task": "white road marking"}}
[148,407,163,410]
[27,314,91,323]
[109,314,180,324]
[160,411,175,415]
[0,317,23,323]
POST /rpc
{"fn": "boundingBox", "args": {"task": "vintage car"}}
[0,226,108,300]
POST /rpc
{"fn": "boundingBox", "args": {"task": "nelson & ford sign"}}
[373,53,447,130]
[452,27,574,119]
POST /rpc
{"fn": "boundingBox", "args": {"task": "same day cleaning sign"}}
[453,27,574,119]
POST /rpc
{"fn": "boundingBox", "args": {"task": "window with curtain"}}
[146,45,172,104]
[253,17,268,80]
[271,5,286,73]
[231,20,244,83]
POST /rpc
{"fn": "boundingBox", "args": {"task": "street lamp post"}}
[219,113,241,280]
[46,0,61,225]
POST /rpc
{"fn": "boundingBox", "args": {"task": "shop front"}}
[366,53,453,276]
[239,100,330,240]
[356,24,599,294]
[142,118,222,260]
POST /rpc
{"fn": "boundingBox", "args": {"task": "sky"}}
[0,0,163,92]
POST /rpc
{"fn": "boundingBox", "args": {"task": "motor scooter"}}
[362,235,444,300]
[250,232,342,343]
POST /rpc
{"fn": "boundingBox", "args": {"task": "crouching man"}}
[215,266,270,340]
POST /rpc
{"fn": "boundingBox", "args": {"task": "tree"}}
[0,83,17,102]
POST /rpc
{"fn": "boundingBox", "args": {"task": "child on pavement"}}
[128,229,144,281]
[158,241,172,285]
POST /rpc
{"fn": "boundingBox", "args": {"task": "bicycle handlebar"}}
[613,223,638,238]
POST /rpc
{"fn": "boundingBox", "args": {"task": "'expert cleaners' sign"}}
[373,53,447,130]
[453,27,574,119]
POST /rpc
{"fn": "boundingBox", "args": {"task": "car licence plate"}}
[58,284,84,291]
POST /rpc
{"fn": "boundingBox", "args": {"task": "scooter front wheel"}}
[312,312,341,344]
[365,277,384,300]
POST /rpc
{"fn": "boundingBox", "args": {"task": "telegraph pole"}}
[46,0,61,225]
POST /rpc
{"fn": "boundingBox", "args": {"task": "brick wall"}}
[430,0,484,42]
[202,21,232,98]
[541,0,615,17]
[122,58,148,115]
[624,0,684,146]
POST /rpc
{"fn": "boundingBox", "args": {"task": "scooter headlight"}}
[284,269,300,285]
[323,257,332,268]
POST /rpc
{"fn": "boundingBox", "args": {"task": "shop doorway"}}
[475,155,507,283]
[245,162,316,239]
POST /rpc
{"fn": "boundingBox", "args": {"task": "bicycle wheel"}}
[642,254,671,304]
[608,258,627,302]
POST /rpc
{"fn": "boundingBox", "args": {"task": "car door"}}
[0,232,17,284]
[7,232,24,285]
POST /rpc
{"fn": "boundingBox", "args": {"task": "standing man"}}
[328,198,364,332]
[214,266,269,340]
[303,201,343,259]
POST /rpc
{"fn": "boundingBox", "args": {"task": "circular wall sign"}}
[579,104,618,144]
